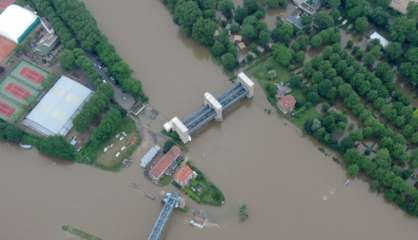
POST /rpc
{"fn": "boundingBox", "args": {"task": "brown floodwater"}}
[1,0,418,239]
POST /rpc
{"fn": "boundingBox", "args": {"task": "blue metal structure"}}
[182,82,248,135]
[148,192,183,240]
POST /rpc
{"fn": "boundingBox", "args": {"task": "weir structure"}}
[147,192,184,240]
[163,72,255,144]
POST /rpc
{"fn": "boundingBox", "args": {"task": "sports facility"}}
[0,60,50,122]
[11,60,49,90]
[0,95,22,122]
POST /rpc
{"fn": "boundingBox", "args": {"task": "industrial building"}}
[0,4,39,44]
[149,146,182,181]
[22,76,92,136]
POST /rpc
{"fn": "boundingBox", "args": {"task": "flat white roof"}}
[0,5,38,43]
[370,32,389,48]
[23,76,92,136]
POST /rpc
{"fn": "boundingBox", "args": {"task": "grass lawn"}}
[62,225,102,240]
[246,55,291,89]
[292,106,321,129]
[94,117,141,171]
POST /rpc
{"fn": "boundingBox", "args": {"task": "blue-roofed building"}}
[140,145,161,168]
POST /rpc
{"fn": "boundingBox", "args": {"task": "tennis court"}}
[0,0,15,10]
[0,95,23,122]
[0,76,38,105]
[0,36,16,63]
[5,82,31,100]
[11,60,49,90]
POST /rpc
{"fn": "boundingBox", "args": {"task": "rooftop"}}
[278,95,296,113]
[0,4,39,43]
[370,32,389,48]
[22,76,92,136]
[149,146,182,181]
[174,164,195,186]
[390,0,417,14]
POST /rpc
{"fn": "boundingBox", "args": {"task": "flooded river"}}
[1,0,417,239]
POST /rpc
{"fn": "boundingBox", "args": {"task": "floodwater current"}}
[1,0,418,239]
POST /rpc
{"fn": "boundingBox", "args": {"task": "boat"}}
[19,144,32,149]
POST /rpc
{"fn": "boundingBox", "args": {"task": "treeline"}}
[0,120,76,161]
[79,108,124,164]
[301,45,418,216]
[163,0,292,71]
[27,0,147,100]
[320,0,418,90]
[73,83,114,133]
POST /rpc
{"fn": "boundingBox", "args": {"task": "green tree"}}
[313,11,335,30]
[174,0,202,35]
[272,44,293,66]
[266,0,288,9]
[38,136,76,161]
[218,0,234,18]
[1,125,24,144]
[354,17,369,34]
[240,24,257,41]
[59,49,76,71]
[347,164,360,177]
[192,18,217,47]
[272,22,294,44]
[221,53,237,71]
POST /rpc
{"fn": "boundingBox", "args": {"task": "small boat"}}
[19,144,32,149]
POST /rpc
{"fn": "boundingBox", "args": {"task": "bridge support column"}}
[204,92,223,121]
[163,117,191,144]
[238,72,255,98]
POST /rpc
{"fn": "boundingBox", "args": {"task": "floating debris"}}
[344,179,352,187]
[190,209,208,229]
[145,192,156,201]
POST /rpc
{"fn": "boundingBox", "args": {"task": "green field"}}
[10,60,50,90]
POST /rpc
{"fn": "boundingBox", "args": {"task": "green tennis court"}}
[10,60,50,90]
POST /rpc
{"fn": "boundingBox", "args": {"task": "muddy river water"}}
[1,0,417,239]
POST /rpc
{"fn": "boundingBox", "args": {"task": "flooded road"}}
[0,0,417,239]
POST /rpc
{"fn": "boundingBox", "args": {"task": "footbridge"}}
[163,72,255,143]
[148,192,184,240]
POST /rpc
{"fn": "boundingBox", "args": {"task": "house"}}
[148,146,182,181]
[287,15,303,30]
[369,32,389,48]
[233,34,243,43]
[34,33,58,56]
[276,83,292,97]
[174,164,197,187]
[293,0,321,15]
[278,95,296,114]
[140,145,161,168]
[238,42,246,51]
[390,0,417,15]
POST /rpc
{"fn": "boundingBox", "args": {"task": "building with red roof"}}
[174,164,196,187]
[278,95,296,114]
[149,146,182,181]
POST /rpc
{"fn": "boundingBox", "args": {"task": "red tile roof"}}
[174,165,194,186]
[149,146,181,180]
[278,95,296,111]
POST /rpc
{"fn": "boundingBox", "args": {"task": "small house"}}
[174,164,196,187]
[233,34,243,43]
[369,32,389,48]
[278,95,296,114]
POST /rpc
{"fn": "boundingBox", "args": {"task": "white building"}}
[0,4,39,43]
[23,76,93,136]
[370,32,389,48]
